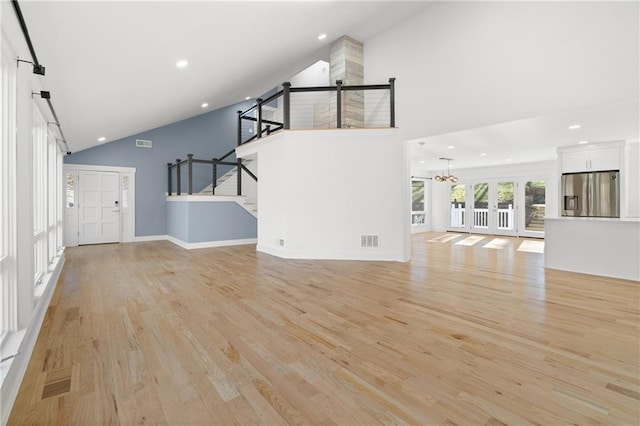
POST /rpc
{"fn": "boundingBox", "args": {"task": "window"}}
[33,106,47,287]
[411,179,426,225]
[450,184,466,228]
[1,41,17,342]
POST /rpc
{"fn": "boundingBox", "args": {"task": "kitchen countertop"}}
[546,217,640,223]
[545,218,639,281]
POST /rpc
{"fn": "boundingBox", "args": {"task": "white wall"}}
[428,160,557,233]
[238,129,410,261]
[626,140,640,218]
[364,1,639,140]
[285,60,331,130]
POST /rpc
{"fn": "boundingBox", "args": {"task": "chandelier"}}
[434,157,458,182]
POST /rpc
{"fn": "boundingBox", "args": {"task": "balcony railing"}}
[237,78,396,146]
[450,205,515,230]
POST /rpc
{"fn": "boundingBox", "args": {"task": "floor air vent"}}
[361,235,379,248]
[136,139,152,148]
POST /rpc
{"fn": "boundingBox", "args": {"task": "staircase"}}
[200,159,258,217]
[527,204,545,231]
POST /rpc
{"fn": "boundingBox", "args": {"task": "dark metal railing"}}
[167,152,256,196]
[167,78,395,196]
[236,78,395,146]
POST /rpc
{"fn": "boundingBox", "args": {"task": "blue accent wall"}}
[64,101,253,236]
[167,201,257,243]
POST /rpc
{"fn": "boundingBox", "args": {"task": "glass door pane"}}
[525,180,546,233]
[450,184,466,228]
[473,182,489,230]
[497,181,515,231]
[411,180,425,225]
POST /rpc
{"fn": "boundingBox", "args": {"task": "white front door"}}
[78,170,120,244]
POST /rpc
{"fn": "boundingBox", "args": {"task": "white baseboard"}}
[1,254,65,426]
[167,236,257,250]
[133,235,168,242]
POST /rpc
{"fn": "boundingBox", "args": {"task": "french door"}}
[519,179,546,238]
[449,179,516,236]
[78,170,120,245]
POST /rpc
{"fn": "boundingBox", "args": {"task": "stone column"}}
[331,36,364,128]
[314,35,365,128]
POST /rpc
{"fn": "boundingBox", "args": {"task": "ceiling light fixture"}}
[506,158,513,162]
[480,153,487,156]
[98,137,106,142]
[176,60,188,68]
[318,34,327,40]
[419,160,425,164]
[434,157,458,183]
[568,124,581,130]
[245,96,251,100]
[447,145,455,149]
[201,102,208,108]
[578,140,589,144]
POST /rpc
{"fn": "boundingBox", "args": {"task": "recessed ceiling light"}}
[98,137,106,142]
[201,102,208,108]
[419,160,425,164]
[245,96,251,100]
[447,145,455,149]
[578,140,589,144]
[480,153,487,156]
[318,34,327,40]
[506,158,512,162]
[568,124,581,130]
[176,60,188,68]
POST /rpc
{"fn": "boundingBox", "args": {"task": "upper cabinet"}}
[559,142,623,174]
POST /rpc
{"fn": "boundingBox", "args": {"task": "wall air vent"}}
[136,139,152,148]
[361,235,379,248]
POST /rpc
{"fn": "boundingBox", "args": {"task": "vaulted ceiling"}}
[12,1,429,153]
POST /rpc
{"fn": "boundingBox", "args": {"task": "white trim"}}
[167,236,257,250]
[64,163,136,174]
[166,195,245,202]
[133,235,168,242]
[1,254,64,426]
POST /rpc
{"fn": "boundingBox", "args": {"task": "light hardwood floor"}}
[8,232,640,425]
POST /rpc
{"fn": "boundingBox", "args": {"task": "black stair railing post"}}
[336,79,343,129]
[175,159,182,196]
[236,159,242,196]
[212,159,218,195]
[237,110,242,146]
[187,153,193,195]
[167,163,173,195]
[256,98,263,139]
[282,82,291,130]
[266,124,271,135]
[389,77,396,128]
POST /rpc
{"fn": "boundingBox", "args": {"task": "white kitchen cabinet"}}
[560,144,621,173]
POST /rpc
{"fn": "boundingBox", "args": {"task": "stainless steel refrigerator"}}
[562,171,620,217]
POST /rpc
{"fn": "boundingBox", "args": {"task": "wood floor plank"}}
[8,232,640,425]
